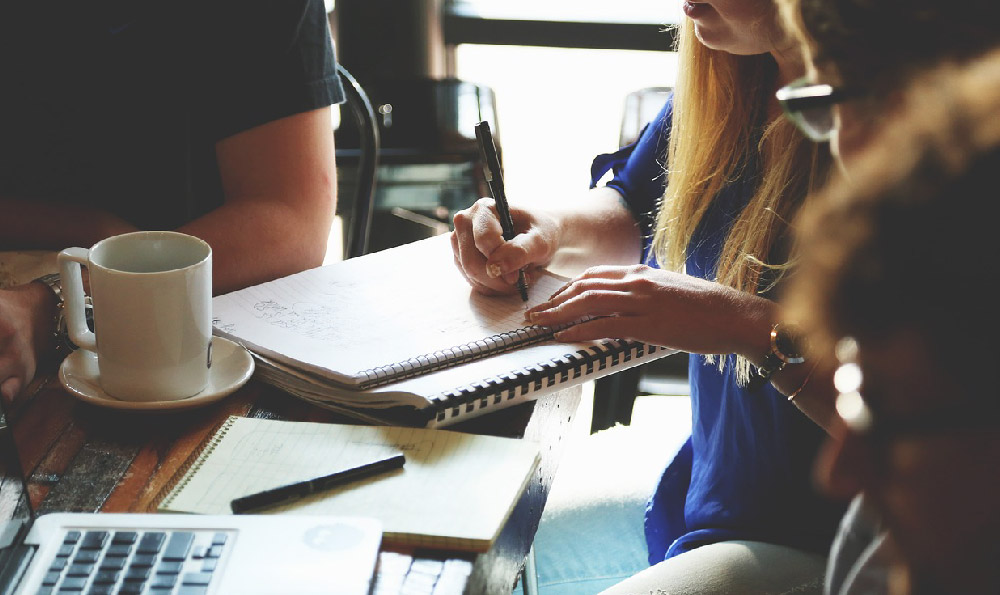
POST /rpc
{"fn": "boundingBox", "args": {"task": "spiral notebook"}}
[212,235,674,426]
[156,416,541,553]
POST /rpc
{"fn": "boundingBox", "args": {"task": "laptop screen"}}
[0,400,32,550]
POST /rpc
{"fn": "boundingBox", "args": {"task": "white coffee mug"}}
[58,231,213,401]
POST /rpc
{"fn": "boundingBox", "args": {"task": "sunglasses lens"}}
[799,106,835,142]
[777,79,841,142]
[787,106,834,142]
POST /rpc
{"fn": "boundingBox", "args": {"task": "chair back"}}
[336,64,380,259]
[619,86,672,147]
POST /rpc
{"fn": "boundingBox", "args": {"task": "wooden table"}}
[4,368,581,594]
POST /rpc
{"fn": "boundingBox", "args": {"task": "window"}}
[449,0,680,204]
[454,44,677,205]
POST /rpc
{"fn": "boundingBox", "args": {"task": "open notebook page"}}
[158,417,540,552]
[212,235,571,387]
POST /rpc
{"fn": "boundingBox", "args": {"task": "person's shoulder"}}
[192,0,330,66]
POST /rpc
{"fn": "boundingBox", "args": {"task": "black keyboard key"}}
[92,570,120,584]
[65,563,94,577]
[63,531,81,545]
[97,557,127,571]
[79,531,109,550]
[72,550,99,564]
[58,576,88,590]
[118,582,144,594]
[124,566,151,581]
[105,544,132,558]
[157,561,183,574]
[163,532,195,561]
[130,554,157,568]
[151,573,178,588]
[137,532,166,554]
[42,570,61,586]
[111,531,138,545]
[181,572,213,586]
[57,544,75,557]
[86,585,114,595]
[48,557,68,571]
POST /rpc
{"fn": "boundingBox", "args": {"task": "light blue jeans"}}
[517,538,826,595]
[514,399,689,595]
[520,502,652,594]
[514,396,825,594]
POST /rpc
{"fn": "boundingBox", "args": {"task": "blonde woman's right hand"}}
[450,197,559,296]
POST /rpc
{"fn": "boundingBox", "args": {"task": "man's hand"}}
[0,282,58,400]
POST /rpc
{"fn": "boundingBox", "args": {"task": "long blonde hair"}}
[651,19,826,382]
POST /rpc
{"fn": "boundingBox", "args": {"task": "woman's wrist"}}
[785,360,819,401]
[733,294,779,366]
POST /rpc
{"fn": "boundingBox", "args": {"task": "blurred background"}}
[328,0,681,252]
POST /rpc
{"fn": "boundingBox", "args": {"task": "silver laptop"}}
[0,399,382,595]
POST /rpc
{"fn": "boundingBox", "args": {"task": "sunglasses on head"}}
[776,77,859,143]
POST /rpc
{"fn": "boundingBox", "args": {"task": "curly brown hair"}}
[786,51,1000,378]
[780,0,1000,94]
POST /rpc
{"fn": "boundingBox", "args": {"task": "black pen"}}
[474,121,529,302]
[230,453,405,514]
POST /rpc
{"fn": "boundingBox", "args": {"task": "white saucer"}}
[58,336,255,411]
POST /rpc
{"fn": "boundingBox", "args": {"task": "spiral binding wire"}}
[358,323,573,389]
[430,339,661,424]
[153,416,239,511]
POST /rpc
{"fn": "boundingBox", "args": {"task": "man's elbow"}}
[293,186,337,270]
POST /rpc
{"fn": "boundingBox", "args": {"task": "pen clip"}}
[474,121,503,187]
[474,121,515,238]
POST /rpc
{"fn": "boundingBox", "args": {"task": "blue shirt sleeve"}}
[590,95,673,262]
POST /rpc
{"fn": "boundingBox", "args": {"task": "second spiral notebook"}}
[212,235,674,427]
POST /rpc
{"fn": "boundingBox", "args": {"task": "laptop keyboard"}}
[372,552,472,595]
[38,529,230,595]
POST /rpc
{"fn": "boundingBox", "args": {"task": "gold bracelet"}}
[787,362,819,401]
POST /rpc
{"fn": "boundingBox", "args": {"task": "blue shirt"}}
[591,96,842,564]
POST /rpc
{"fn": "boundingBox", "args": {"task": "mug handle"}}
[57,248,97,352]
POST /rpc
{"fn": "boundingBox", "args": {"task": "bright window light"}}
[455,44,678,206]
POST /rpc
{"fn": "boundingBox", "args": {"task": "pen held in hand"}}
[230,453,405,514]
[474,120,530,302]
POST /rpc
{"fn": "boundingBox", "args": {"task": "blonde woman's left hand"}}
[525,265,773,356]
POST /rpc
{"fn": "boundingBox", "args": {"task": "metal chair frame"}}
[336,64,380,259]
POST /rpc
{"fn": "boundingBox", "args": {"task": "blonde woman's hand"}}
[525,265,773,356]
[450,197,559,296]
